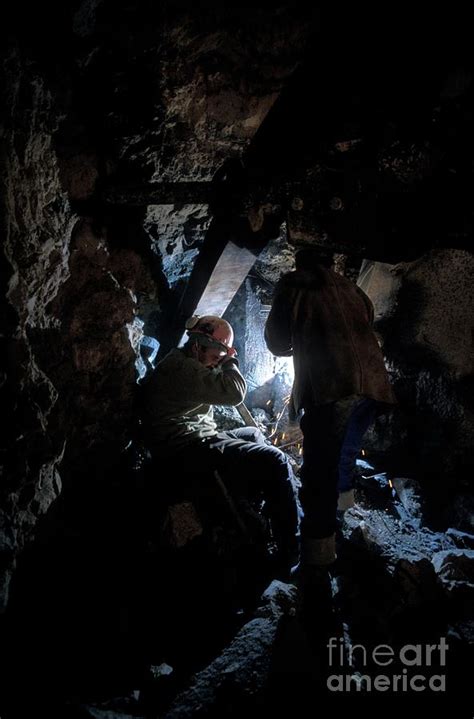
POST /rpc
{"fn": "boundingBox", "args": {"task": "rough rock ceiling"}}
[69,2,318,320]
[86,4,473,265]
[73,2,316,181]
[76,3,472,344]
[5,2,473,326]
[9,2,471,263]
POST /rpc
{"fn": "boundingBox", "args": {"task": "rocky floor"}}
[1,459,473,718]
[80,478,474,716]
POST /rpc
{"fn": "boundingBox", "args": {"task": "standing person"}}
[140,314,299,574]
[264,248,396,579]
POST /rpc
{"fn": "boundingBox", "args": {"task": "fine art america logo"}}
[327,637,449,692]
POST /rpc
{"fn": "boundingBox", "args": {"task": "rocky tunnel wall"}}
[0,47,152,613]
[355,249,474,529]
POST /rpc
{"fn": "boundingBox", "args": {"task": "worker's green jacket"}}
[140,348,246,455]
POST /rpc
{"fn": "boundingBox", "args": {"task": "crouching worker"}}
[139,314,299,575]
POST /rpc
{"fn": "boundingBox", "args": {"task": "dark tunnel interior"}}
[1,3,473,717]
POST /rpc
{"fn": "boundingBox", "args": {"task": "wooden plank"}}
[178,240,256,345]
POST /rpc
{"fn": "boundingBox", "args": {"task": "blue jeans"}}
[299,397,379,539]
[338,397,378,493]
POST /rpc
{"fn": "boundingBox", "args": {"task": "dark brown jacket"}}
[264,265,396,411]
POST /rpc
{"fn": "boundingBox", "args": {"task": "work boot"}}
[337,489,355,511]
[293,535,338,648]
[289,533,336,584]
[302,534,337,566]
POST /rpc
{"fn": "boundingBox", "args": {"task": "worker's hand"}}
[221,352,238,367]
